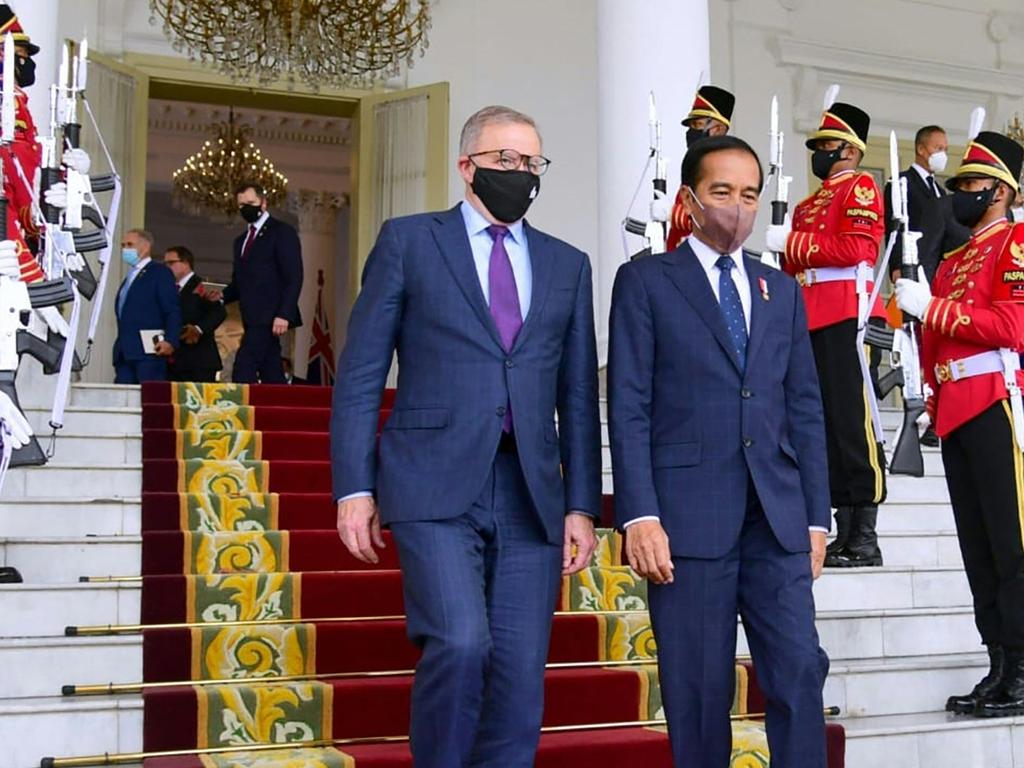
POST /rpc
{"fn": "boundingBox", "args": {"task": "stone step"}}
[876,503,953,533]
[0,498,141,538]
[67,383,141,409]
[0,695,141,768]
[865,530,962,567]
[826,653,987,721]
[43,433,141,465]
[841,710,1024,768]
[0,536,141,584]
[23,405,141,437]
[0,463,142,500]
[813,566,970,613]
[0,636,141,699]
[0,582,139,638]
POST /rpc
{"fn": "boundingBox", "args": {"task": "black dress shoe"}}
[824,507,853,566]
[976,649,1024,717]
[920,427,939,447]
[0,566,23,583]
[946,646,1005,714]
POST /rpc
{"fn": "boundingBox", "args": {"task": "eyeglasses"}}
[164,259,183,264]
[468,149,551,176]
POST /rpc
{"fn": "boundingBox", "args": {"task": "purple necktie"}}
[487,225,522,432]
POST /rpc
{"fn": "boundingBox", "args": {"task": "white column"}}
[595,0,709,363]
[15,0,59,104]
[289,189,343,380]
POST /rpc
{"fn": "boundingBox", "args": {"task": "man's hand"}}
[649,189,672,223]
[180,325,202,345]
[563,512,597,575]
[43,181,67,210]
[810,530,826,580]
[337,495,386,564]
[205,287,224,302]
[765,216,792,253]
[272,316,289,336]
[36,306,69,337]
[0,239,19,278]
[154,340,174,357]
[895,277,931,319]
[63,148,91,175]
[0,391,33,449]
[624,520,674,584]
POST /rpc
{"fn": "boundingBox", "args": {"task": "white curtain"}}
[372,94,429,236]
[372,94,429,388]
[76,60,138,384]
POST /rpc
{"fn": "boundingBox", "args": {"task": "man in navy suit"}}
[112,229,181,384]
[214,182,302,384]
[608,136,831,767]
[331,105,601,767]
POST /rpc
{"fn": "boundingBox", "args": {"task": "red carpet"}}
[130,382,844,767]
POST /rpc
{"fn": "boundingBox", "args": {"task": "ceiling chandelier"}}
[172,109,288,219]
[149,0,431,90]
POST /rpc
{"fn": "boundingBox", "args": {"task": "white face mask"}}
[927,150,948,174]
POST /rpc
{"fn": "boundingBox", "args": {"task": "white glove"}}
[649,189,673,223]
[0,239,19,278]
[64,251,85,272]
[0,391,32,450]
[895,277,932,319]
[63,147,91,175]
[35,305,70,337]
[916,410,932,430]
[765,216,792,253]
[44,181,67,210]
[760,251,782,271]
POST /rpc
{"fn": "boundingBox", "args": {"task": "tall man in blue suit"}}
[112,229,181,383]
[608,136,831,767]
[214,182,303,384]
[331,105,601,767]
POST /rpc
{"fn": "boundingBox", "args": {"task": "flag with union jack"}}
[306,269,336,386]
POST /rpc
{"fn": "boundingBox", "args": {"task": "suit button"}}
[741,388,752,399]
[505,359,515,369]
[496,406,507,417]
[742,437,753,448]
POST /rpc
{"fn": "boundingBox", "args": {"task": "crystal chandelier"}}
[172,109,289,219]
[150,0,431,90]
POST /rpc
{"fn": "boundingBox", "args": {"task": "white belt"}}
[934,350,1005,384]
[796,262,872,290]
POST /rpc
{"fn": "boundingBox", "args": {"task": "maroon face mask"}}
[688,188,757,253]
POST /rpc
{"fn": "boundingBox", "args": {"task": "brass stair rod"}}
[41,708,842,768]
[66,609,652,636]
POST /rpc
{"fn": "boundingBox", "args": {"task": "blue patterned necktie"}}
[716,255,747,370]
[117,265,139,317]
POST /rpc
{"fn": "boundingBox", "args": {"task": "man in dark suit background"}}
[331,105,601,767]
[112,229,181,384]
[210,182,302,384]
[886,125,971,283]
[162,245,226,383]
[609,136,831,767]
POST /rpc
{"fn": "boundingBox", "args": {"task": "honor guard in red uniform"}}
[766,102,888,567]
[896,131,1024,719]
[0,4,43,283]
[656,86,735,250]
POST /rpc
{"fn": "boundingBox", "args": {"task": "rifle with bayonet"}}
[623,92,668,259]
[761,95,791,269]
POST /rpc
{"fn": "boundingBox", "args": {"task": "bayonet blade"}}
[889,130,905,224]
[1,33,14,144]
[78,37,88,92]
[769,95,779,169]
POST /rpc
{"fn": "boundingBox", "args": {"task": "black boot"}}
[828,504,883,567]
[920,426,939,447]
[824,507,853,567]
[946,645,1006,714]
[976,648,1024,717]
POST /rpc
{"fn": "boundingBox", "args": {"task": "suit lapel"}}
[744,255,771,368]
[510,222,553,353]
[431,206,505,350]
[662,242,743,374]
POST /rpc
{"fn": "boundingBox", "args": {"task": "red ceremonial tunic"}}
[921,219,1024,437]
[0,85,43,282]
[783,170,886,331]
[666,187,693,251]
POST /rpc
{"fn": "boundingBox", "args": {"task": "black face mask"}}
[685,126,712,149]
[471,167,540,224]
[239,203,263,224]
[951,185,998,228]
[14,56,34,88]
[811,145,845,181]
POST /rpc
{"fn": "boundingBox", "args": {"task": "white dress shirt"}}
[911,163,941,198]
[625,234,826,535]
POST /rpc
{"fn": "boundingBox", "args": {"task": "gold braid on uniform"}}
[923,297,973,337]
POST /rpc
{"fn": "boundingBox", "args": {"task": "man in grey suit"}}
[331,105,601,767]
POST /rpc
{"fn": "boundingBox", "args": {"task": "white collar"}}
[132,256,151,273]
[460,199,526,245]
[686,232,747,277]
[177,271,195,288]
[911,163,935,184]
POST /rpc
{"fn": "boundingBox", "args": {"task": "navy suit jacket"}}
[608,241,831,558]
[223,216,304,328]
[330,205,602,545]
[113,261,182,363]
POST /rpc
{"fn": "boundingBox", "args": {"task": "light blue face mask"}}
[121,247,139,266]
